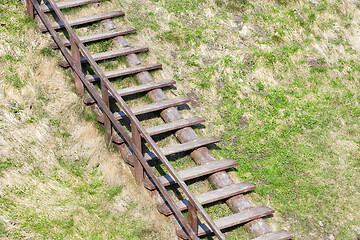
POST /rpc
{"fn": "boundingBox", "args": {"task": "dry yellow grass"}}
[0,1,176,239]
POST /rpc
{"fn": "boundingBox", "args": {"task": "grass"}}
[1,0,359,239]
[105,0,360,239]
[218,79,359,236]
[1,173,153,239]
[0,158,22,177]
[0,2,176,239]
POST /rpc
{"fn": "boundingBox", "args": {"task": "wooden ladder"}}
[25,0,295,239]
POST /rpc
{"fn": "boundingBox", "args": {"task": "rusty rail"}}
[27,0,226,239]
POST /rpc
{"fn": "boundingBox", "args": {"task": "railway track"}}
[24,0,295,239]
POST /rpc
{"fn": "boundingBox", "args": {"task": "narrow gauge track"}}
[24,1,295,239]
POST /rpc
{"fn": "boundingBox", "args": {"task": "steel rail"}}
[30,0,226,239]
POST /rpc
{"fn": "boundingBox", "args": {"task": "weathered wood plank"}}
[144,158,238,190]
[86,63,162,82]
[158,182,256,215]
[59,46,149,67]
[253,230,295,240]
[113,116,204,144]
[115,80,175,97]
[97,97,189,123]
[85,79,175,105]
[177,206,275,238]
[146,116,205,136]
[40,11,125,32]
[144,137,221,161]
[50,28,136,49]
[114,97,188,120]
[41,0,101,12]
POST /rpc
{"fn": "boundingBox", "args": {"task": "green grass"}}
[0,158,22,177]
[118,0,360,238]
[5,67,26,89]
[40,46,56,57]
[215,0,248,12]
[218,78,357,205]
[1,172,155,239]
[86,39,113,53]
[162,0,206,13]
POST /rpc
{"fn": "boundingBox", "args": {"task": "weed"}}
[317,0,328,11]
[87,39,112,53]
[128,11,160,30]
[0,221,8,237]
[57,155,88,177]
[256,82,265,91]
[80,108,97,122]
[275,0,297,5]
[49,119,59,125]
[27,116,36,123]
[157,30,183,46]
[100,59,119,71]
[61,131,71,139]
[0,54,22,63]
[222,55,233,67]
[185,54,200,67]
[6,69,26,89]
[164,0,206,13]
[8,102,23,114]
[215,0,248,12]
[254,43,302,67]
[36,92,50,103]
[0,158,20,176]
[105,186,123,201]
[32,167,45,180]
[40,46,55,57]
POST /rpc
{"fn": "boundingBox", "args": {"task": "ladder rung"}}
[253,230,295,240]
[41,0,100,12]
[97,97,189,123]
[113,116,205,144]
[50,28,137,49]
[85,80,175,105]
[59,46,149,67]
[144,158,237,190]
[177,206,275,238]
[158,182,256,215]
[40,11,125,32]
[144,137,221,161]
[86,63,162,82]
[146,116,205,136]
